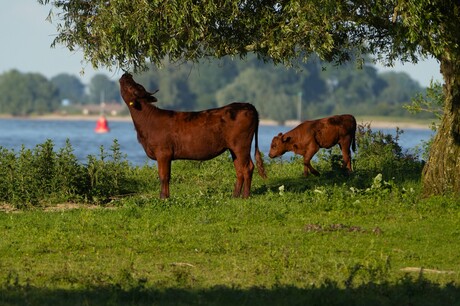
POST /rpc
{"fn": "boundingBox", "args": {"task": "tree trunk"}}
[422,57,460,196]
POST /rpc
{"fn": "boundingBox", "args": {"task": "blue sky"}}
[0,1,443,86]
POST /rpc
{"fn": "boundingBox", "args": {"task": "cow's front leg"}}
[303,148,320,176]
[157,158,172,199]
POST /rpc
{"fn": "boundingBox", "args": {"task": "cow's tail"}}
[254,117,267,179]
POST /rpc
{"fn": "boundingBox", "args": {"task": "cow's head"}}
[119,73,158,110]
[269,132,291,158]
[119,73,136,101]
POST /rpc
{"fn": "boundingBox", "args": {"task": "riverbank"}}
[0,114,434,130]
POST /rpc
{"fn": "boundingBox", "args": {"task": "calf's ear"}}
[282,135,291,143]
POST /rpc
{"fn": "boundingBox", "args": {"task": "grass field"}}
[0,128,459,305]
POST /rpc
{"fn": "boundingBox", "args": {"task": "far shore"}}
[0,114,434,130]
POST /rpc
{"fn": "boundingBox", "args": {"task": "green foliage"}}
[85,140,133,203]
[50,73,86,104]
[405,80,444,128]
[353,123,423,180]
[0,139,141,207]
[38,0,459,72]
[0,140,80,207]
[0,71,122,114]
[0,70,60,115]
[133,55,422,122]
[87,74,122,104]
[0,56,423,121]
[403,80,445,160]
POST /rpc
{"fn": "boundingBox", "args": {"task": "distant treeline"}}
[0,55,426,122]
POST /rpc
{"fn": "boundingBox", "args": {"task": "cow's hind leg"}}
[241,157,254,198]
[303,147,320,176]
[231,151,254,198]
[339,139,353,172]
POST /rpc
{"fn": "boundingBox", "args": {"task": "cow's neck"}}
[285,131,301,154]
[129,103,159,122]
[128,103,160,129]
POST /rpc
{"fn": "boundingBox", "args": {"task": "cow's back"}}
[162,102,258,160]
[221,103,258,140]
[312,114,355,148]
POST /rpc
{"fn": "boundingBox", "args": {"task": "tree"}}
[187,57,240,110]
[51,73,86,104]
[87,74,121,104]
[39,0,460,196]
[321,62,386,114]
[0,70,60,115]
[377,72,423,116]
[215,59,325,123]
[140,61,197,110]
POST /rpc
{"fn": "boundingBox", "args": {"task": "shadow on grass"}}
[1,276,459,306]
[263,166,423,195]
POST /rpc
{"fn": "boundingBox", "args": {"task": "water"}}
[0,118,434,166]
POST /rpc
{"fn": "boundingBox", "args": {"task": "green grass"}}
[0,129,459,305]
[1,158,459,305]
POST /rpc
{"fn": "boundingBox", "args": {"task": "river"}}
[0,118,434,166]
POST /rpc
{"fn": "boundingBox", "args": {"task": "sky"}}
[0,1,443,87]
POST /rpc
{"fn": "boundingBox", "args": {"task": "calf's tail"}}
[254,118,267,179]
[351,117,357,152]
[352,134,356,152]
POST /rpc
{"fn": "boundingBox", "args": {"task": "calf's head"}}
[119,72,158,108]
[269,133,291,158]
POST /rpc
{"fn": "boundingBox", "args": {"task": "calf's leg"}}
[157,158,172,199]
[340,140,353,172]
[303,147,320,176]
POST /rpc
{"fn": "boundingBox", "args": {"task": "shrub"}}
[0,139,136,207]
[353,123,423,181]
[84,139,133,203]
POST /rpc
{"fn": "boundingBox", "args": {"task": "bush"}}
[353,123,423,181]
[0,139,137,207]
[85,140,133,203]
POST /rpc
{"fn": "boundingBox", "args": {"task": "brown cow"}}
[269,114,356,176]
[119,73,267,199]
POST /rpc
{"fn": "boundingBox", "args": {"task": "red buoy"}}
[94,115,110,133]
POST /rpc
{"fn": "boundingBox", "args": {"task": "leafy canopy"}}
[38,0,459,72]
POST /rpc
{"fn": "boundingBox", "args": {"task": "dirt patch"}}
[0,203,116,213]
[304,223,383,235]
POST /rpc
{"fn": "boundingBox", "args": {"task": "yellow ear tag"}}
[129,101,134,106]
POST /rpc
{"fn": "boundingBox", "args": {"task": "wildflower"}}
[278,185,285,196]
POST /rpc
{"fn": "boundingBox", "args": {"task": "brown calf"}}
[269,114,356,176]
[119,73,267,198]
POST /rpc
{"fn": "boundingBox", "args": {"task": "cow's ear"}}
[277,132,283,137]
[282,135,291,143]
